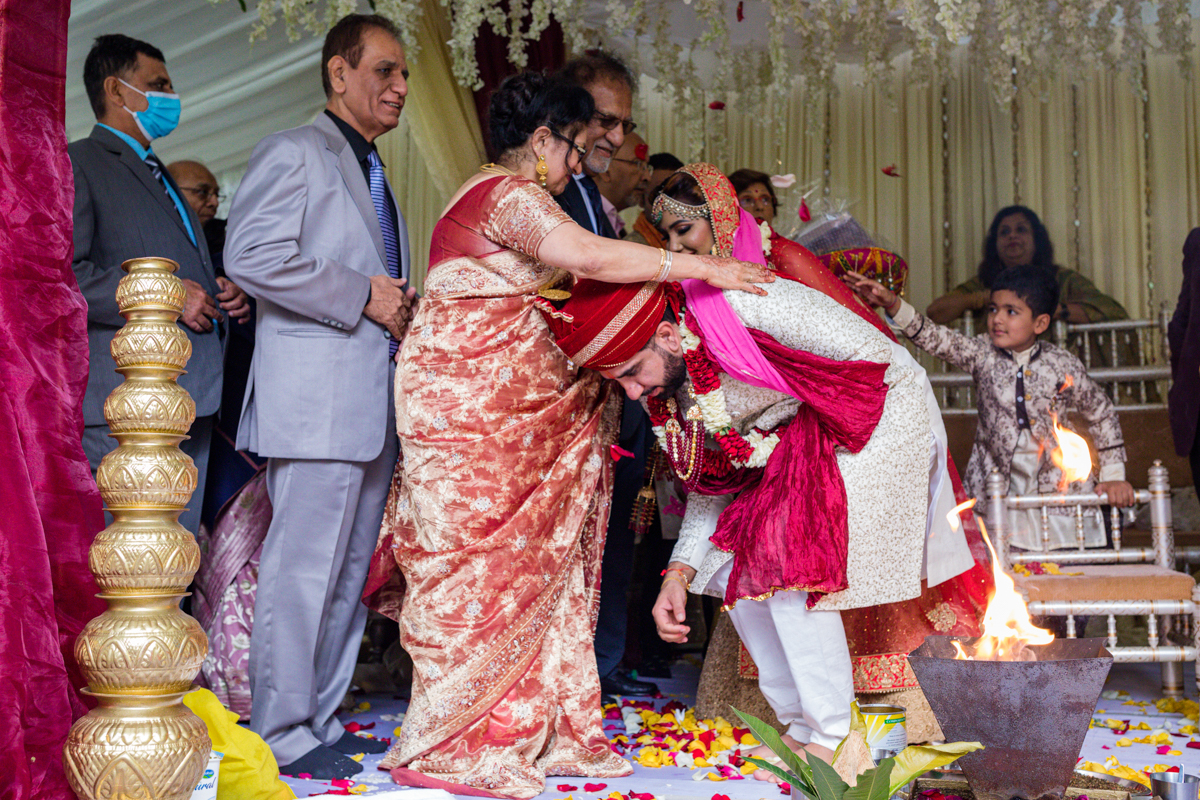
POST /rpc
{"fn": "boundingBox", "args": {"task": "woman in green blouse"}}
[927,205,1128,326]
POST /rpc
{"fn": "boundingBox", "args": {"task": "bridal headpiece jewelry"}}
[651,193,709,226]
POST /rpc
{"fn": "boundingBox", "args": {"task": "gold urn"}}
[64,258,211,800]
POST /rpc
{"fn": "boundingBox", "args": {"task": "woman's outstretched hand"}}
[694,255,774,296]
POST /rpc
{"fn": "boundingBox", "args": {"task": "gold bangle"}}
[653,249,670,283]
[662,574,690,591]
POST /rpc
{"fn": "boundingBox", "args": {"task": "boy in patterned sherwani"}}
[849,265,1135,551]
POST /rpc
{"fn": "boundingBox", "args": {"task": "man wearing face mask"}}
[69,34,224,539]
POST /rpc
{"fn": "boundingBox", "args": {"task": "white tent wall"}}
[65,3,1200,313]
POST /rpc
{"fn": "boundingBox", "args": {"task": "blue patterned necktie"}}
[367,150,401,357]
[580,176,608,236]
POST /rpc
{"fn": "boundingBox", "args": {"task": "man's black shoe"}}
[636,658,673,679]
[600,670,659,697]
[330,730,389,755]
[279,745,364,780]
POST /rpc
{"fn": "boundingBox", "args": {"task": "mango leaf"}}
[743,756,806,794]
[807,752,850,800]
[732,707,810,780]
[888,742,985,796]
[832,701,868,765]
[844,758,894,800]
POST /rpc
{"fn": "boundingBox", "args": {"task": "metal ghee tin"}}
[860,703,907,756]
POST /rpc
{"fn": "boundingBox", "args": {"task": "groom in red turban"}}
[539,274,936,769]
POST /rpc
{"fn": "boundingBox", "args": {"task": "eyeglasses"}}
[611,156,652,174]
[179,185,224,202]
[592,112,637,136]
[738,195,774,210]
[550,130,587,159]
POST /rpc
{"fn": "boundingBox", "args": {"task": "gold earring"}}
[536,153,549,188]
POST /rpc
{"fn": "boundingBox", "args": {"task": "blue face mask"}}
[119,78,181,141]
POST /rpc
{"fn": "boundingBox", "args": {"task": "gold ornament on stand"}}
[64,257,211,800]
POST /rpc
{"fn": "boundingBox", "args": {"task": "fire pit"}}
[909,635,1113,800]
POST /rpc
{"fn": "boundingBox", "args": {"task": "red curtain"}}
[472,9,566,159]
[0,2,107,798]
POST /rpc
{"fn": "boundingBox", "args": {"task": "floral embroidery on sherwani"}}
[364,176,631,798]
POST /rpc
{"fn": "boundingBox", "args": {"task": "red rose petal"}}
[708,101,726,110]
[1187,742,1200,749]
[585,784,607,792]
[298,773,312,779]
[1157,745,1172,755]
[344,721,362,733]
[713,795,731,800]
[557,785,579,792]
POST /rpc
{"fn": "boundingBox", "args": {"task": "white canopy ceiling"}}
[66,0,329,177]
[65,0,1200,182]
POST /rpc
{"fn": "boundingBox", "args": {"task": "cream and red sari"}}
[364,175,632,798]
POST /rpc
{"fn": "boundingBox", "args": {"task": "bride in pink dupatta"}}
[362,75,771,799]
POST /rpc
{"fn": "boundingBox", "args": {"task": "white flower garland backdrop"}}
[201,0,1200,317]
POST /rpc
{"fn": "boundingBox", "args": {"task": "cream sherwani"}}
[668,280,972,748]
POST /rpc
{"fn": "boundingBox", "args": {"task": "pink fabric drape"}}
[0,2,107,797]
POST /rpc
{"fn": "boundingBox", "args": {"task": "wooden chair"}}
[988,462,1200,696]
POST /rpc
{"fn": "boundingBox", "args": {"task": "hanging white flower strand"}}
[212,0,1194,109]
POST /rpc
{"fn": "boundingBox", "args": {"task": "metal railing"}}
[910,303,1172,415]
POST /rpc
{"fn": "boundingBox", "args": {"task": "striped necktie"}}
[144,152,175,200]
[366,150,401,357]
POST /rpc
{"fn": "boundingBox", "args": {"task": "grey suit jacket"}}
[224,113,410,462]
[70,125,224,425]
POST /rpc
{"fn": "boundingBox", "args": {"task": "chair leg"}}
[1161,661,1185,698]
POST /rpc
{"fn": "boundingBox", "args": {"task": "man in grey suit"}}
[224,13,415,781]
[71,34,240,537]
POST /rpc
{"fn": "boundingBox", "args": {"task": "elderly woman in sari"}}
[363,74,770,799]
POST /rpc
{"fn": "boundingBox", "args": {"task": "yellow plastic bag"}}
[184,688,296,800]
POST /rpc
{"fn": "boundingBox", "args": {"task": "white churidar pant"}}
[706,561,854,750]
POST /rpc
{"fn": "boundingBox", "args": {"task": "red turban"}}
[538,279,671,370]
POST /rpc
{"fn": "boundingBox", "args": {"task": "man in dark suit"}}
[167,159,261,528]
[1169,228,1200,495]
[70,34,229,538]
[557,51,659,700]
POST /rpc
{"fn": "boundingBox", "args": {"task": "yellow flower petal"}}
[349,753,364,762]
[1115,738,1133,747]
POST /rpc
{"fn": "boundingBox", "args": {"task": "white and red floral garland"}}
[646,316,779,487]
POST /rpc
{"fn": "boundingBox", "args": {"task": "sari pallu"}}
[364,176,631,798]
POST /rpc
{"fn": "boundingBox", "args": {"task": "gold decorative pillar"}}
[64,257,211,799]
